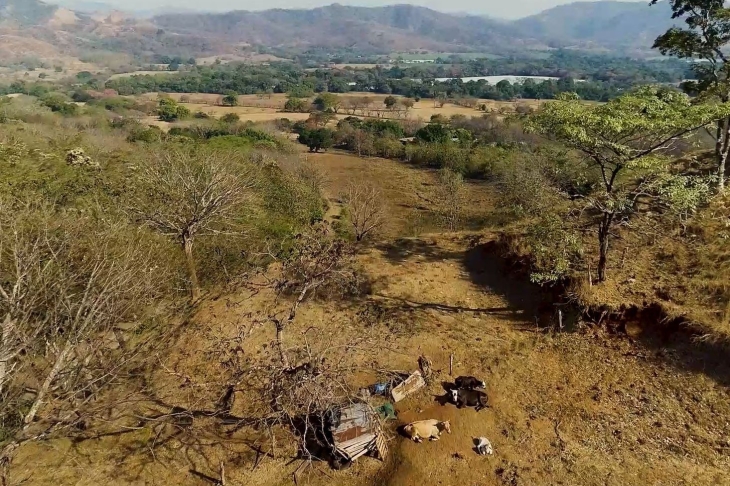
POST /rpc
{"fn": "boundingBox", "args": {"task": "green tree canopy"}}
[298,128,334,152]
[313,92,340,113]
[416,123,451,144]
[653,0,730,190]
[222,91,239,106]
[526,86,730,281]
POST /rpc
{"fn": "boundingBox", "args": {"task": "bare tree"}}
[131,149,256,301]
[341,181,386,241]
[352,129,373,157]
[436,169,466,231]
[0,201,167,479]
[264,224,355,369]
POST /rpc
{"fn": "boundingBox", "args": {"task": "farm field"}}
[11,150,730,486]
[132,92,542,128]
[107,71,177,80]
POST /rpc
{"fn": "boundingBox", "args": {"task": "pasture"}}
[12,149,730,486]
[133,92,542,128]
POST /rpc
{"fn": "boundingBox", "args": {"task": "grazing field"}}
[107,71,177,80]
[12,150,730,486]
[133,92,540,126]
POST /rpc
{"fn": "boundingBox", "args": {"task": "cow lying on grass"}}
[403,420,452,442]
[450,388,488,411]
[455,375,486,390]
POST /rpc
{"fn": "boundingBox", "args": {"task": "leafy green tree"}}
[313,92,341,113]
[284,97,309,113]
[416,123,451,144]
[653,0,730,191]
[299,128,334,152]
[222,91,238,107]
[384,95,398,109]
[41,93,78,116]
[526,87,730,282]
[157,97,190,121]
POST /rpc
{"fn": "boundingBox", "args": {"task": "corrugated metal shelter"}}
[328,403,387,463]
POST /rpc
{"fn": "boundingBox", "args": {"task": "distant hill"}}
[513,1,676,50]
[47,1,113,13]
[0,0,58,26]
[152,2,679,54]
[152,4,540,54]
[0,1,692,65]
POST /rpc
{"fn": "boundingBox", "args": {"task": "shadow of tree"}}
[374,238,465,265]
[463,240,560,326]
[375,237,559,326]
[620,308,730,388]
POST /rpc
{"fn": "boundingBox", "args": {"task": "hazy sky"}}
[59,0,648,20]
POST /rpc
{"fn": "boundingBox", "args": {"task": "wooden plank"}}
[338,433,375,450]
[391,371,426,402]
[375,434,388,460]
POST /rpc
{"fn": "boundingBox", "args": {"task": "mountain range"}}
[0,0,680,64]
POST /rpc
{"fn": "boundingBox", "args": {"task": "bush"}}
[374,136,405,159]
[158,98,190,121]
[71,90,93,103]
[220,113,241,124]
[127,126,162,143]
[194,111,211,119]
[41,93,78,116]
[91,96,135,114]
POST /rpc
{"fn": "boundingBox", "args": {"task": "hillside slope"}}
[514,1,676,49]
[152,4,540,53]
[0,1,689,63]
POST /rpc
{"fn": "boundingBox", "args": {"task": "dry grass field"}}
[10,150,730,486]
[108,71,177,80]
[133,92,540,127]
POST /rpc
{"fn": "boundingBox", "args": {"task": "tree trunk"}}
[719,119,730,193]
[275,323,289,369]
[24,339,73,425]
[597,213,614,283]
[715,119,724,160]
[182,235,200,302]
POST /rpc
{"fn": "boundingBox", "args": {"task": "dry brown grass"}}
[132,92,536,126]
[8,151,730,486]
[107,71,176,80]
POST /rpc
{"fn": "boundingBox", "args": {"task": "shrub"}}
[127,126,162,143]
[71,90,93,103]
[220,113,241,124]
[41,93,78,116]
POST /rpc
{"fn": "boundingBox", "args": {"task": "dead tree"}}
[130,149,256,301]
[266,224,355,369]
[341,181,386,241]
[0,201,167,480]
[436,169,466,232]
